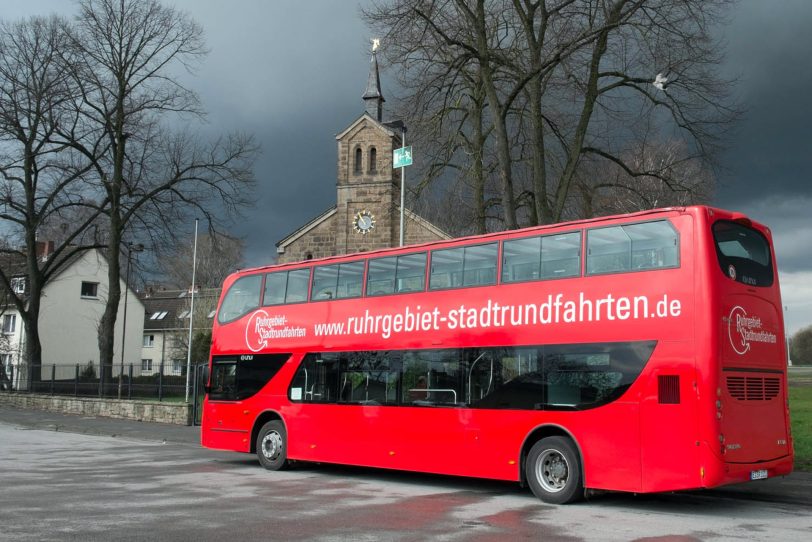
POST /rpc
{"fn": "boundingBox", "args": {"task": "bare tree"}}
[572,139,714,218]
[56,0,257,375]
[158,231,244,289]
[365,0,738,230]
[0,16,103,380]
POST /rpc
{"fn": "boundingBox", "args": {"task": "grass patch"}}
[790,385,812,472]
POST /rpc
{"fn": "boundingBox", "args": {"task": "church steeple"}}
[362,39,385,121]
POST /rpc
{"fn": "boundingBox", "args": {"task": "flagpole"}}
[184,218,199,403]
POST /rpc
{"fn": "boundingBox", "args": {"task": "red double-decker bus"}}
[201,206,792,503]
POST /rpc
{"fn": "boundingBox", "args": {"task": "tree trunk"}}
[471,87,487,235]
[473,0,517,229]
[98,203,122,376]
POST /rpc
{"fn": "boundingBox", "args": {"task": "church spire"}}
[362,38,385,121]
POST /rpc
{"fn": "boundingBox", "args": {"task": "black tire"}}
[256,420,288,470]
[525,436,584,504]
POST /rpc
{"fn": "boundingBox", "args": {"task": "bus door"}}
[286,352,401,466]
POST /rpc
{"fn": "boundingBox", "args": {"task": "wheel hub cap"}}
[537,449,569,493]
[261,431,283,461]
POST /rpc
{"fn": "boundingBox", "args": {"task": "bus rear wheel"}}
[526,436,584,504]
[256,420,288,470]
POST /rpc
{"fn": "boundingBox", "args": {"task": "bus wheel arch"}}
[520,425,585,504]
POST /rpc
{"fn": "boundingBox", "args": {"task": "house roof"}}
[1,247,136,309]
[140,287,221,331]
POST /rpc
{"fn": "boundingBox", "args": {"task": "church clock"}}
[353,210,376,234]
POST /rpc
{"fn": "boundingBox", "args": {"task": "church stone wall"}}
[277,214,337,264]
[402,213,449,247]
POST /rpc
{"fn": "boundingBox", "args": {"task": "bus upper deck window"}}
[218,274,262,323]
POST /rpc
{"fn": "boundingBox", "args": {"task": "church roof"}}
[334,112,400,141]
[275,206,338,252]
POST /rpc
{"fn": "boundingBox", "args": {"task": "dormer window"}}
[369,147,377,173]
[10,277,25,295]
[354,147,362,174]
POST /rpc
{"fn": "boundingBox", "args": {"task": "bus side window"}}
[289,354,339,403]
[311,262,366,300]
[403,349,463,406]
[586,226,630,274]
[368,253,427,296]
[625,221,678,270]
[431,243,497,290]
[395,253,426,293]
[367,256,396,296]
[209,361,236,401]
[587,221,678,275]
[263,272,287,305]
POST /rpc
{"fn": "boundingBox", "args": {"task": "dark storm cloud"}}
[6,1,811,331]
[168,0,376,266]
[716,0,812,206]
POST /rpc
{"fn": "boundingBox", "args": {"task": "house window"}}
[369,147,377,172]
[80,281,99,298]
[172,359,184,375]
[2,315,16,334]
[354,147,362,174]
[141,359,153,371]
[149,311,168,320]
[177,310,191,319]
[143,334,155,348]
[10,277,25,295]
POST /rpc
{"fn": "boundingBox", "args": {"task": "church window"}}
[354,147,362,174]
[369,147,377,172]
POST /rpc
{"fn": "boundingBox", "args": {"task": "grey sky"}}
[5,0,811,334]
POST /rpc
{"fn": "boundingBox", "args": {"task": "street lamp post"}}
[118,242,144,400]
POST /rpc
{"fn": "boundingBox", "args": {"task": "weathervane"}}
[371,38,380,52]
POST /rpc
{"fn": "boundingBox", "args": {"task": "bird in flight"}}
[653,73,668,91]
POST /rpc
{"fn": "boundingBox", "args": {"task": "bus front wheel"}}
[256,420,288,470]
[526,436,584,504]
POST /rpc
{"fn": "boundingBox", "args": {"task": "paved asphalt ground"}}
[0,404,810,541]
[0,405,809,507]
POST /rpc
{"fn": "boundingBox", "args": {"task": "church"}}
[275,45,450,264]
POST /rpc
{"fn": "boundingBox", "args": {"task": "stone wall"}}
[277,212,339,264]
[0,392,192,425]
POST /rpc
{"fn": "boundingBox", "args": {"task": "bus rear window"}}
[712,221,773,287]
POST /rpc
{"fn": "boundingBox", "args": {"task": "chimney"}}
[36,241,55,262]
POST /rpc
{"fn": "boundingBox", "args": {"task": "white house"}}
[139,287,220,375]
[1,248,144,389]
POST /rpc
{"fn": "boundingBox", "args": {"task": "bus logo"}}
[728,305,777,355]
[245,310,307,352]
[728,265,736,280]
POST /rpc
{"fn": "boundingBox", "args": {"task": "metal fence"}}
[4,362,208,403]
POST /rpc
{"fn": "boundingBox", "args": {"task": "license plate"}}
[750,469,768,480]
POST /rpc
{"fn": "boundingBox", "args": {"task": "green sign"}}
[393,146,413,168]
